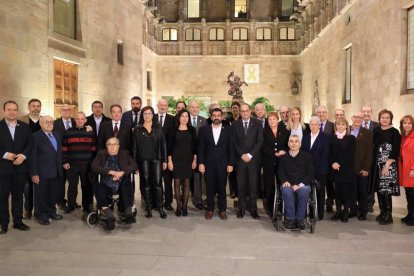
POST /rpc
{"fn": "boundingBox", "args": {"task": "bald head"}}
[157,99,168,114]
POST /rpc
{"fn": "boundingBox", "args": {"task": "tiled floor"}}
[1,193,413,276]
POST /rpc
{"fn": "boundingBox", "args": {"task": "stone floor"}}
[1,192,414,276]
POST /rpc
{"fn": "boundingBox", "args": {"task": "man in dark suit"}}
[254,103,268,201]
[301,116,330,220]
[53,104,76,210]
[189,101,207,210]
[277,105,290,131]
[0,101,33,234]
[30,115,64,225]
[227,101,241,199]
[153,99,175,211]
[233,103,263,219]
[86,100,110,139]
[350,111,373,220]
[121,96,142,128]
[198,108,234,220]
[97,104,132,152]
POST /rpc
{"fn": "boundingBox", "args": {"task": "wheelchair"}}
[272,180,319,233]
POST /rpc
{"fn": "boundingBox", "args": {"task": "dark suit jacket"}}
[198,124,234,170]
[367,120,380,131]
[86,114,111,138]
[53,117,76,143]
[122,110,141,127]
[330,135,356,183]
[0,120,33,175]
[301,131,330,175]
[232,117,263,162]
[322,120,334,136]
[97,121,132,152]
[352,127,373,173]
[191,115,207,135]
[30,130,63,179]
[261,125,290,164]
[91,149,138,176]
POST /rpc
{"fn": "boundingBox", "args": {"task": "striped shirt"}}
[62,127,96,164]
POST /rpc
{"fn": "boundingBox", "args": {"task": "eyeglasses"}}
[42,121,54,125]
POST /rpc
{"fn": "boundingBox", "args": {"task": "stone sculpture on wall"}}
[312,80,320,114]
[227,71,248,102]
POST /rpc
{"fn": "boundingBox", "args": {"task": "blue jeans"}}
[281,185,311,220]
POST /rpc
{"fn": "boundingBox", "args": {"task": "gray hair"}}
[309,116,321,125]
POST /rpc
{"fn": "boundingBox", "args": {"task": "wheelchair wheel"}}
[310,222,315,234]
[87,212,99,226]
[272,185,279,223]
[311,184,318,221]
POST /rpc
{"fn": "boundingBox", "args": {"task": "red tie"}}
[113,122,119,137]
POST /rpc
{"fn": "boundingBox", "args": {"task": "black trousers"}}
[162,169,173,205]
[34,177,59,221]
[351,174,369,215]
[56,169,68,206]
[191,170,203,205]
[24,175,34,213]
[262,159,277,213]
[326,178,335,207]
[204,162,227,212]
[66,163,93,210]
[95,178,134,209]
[236,160,259,211]
[315,174,327,219]
[138,160,164,208]
[0,174,26,227]
[228,170,238,196]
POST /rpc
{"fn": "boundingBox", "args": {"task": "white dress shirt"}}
[212,124,222,145]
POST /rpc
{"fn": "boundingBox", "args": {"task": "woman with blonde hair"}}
[286,107,309,140]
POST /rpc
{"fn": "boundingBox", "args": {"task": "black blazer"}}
[153,113,175,138]
[322,120,335,136]
[97,121,132,152]
[367,120,380,131]
[30,130,63,179]
[86,114,111,138]
[133,124,167,162]
[261,125,290,164]
[53,117,76,143]
[198,124,234,170]
[0,120,33,176]
[122,110,141,127]
[301,131,330,175]
[232,117,263,162]
[330,134,356,183]
[91,149,138,177]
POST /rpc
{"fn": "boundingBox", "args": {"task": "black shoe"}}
[75,204,81,209]
[124,215,136,224]
[331,211,342,221]
[159,208,167,219]
[326,205,334,213]
[376,212,385,222]
[182,208,188,217]
[145,207,152,218]
[380,213,393,225]
[50,214,63,221]
[368,207,374,213]
[57,203,67,211]
[63,207,75,214]
[236,209,245,218]
[358,214,367,221]
[401,214,412,224]
[283,219,297,230]
[195,203,206,210]
[175,208,182,217]
[163,203,174,211]
[348,212,357,218]
[13,223,30,231]
[296,220,307,230]
[38,220,50,226]
[250,210,260,219]
[0,226,7,234]
[23,210,32,219]
[341,211,349,223]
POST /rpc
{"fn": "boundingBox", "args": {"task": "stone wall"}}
[300,0,414,122]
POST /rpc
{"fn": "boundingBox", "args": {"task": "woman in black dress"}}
[133,106,167,219]
[168,109,197,217]
[372,109,401,225]
[330,117,356,222]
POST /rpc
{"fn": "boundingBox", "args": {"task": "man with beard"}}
[122,96,142,128]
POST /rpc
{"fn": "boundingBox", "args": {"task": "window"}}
[344,46,352,103]
[256,27,272,41]
[281,0,294,17]
[54,59,78,117]
[53,0,76,39]
[188,0,200,18]
[209,28,225,41]
[279,27,295,40]
[407,7,414,90]
[235,0,247,18]
[185,28,201,41]
[162,28,178,41]
[147,71,152,91]
[233,28,248,41]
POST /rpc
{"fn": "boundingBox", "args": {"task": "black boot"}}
[402,188,414,223]
[376,194,386,222]
[154,186,167,218]
[380,194,393,225]
[331,204,342,221]
[341,207,349,223]
[144,187,152,218]
[124,206,136,224]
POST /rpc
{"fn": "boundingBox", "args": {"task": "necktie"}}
[262,119,265,128]
[320,123,324,132]
[65,120,71,130]
[192,117,197,127]
[114,122,119,137]
[364,122,369,129]
[48,133,57,151]
[159,115,164,127]
[133,112,138,126]
[244,121,248,136]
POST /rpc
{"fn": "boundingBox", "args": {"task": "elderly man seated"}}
[277,135,314,230]
[91,137,138,230]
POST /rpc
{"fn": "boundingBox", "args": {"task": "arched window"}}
[185,28,201,41]
[233,27,248,41]
[162,28,178,41]
[209,28,225,41]
[279,27,295,41]
[256,27,272,41]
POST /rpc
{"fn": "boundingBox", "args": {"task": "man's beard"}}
[132,107,141,113]
[213,119,221,125]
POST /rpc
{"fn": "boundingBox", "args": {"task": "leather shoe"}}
[63,207,75,214]
[236,209,245,218]
[163,203,174,211]
[0,227,7,234]
[38,220,50,226]
[50,214,63,221]
[326,205,334,213]
[219,211,227,220]
[23,210,32,219]
[13,223,30,231]
[358,214,367,221]
[195,203,206,210]
[205,211,213,220]
[250,210,260,219]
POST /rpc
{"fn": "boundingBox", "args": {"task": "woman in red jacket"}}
[399,115,414,226]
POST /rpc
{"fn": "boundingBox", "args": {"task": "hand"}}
[381,165,389,176]
[63,163,70,170]
[332,162,340,170]
[227,165,233,173]
[360,170,369,177]
[12,154,26,165]
[168,161,173,171]
[192,160,197,170]
[410,170,414,178]
[292,185,300,191]
[276,150,286,157]
[241,154,251,163]
[282,182,291,187]
[85,125,93,132]
[31,175,40,184]
[111,171,124,179]
[4,152,16,161]
[162,162,167,171]
[199,164,205,174]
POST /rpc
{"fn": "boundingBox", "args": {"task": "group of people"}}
[0,96,413,234]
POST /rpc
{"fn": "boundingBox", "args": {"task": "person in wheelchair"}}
[91,137,138,230]
[277,135,314,230]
